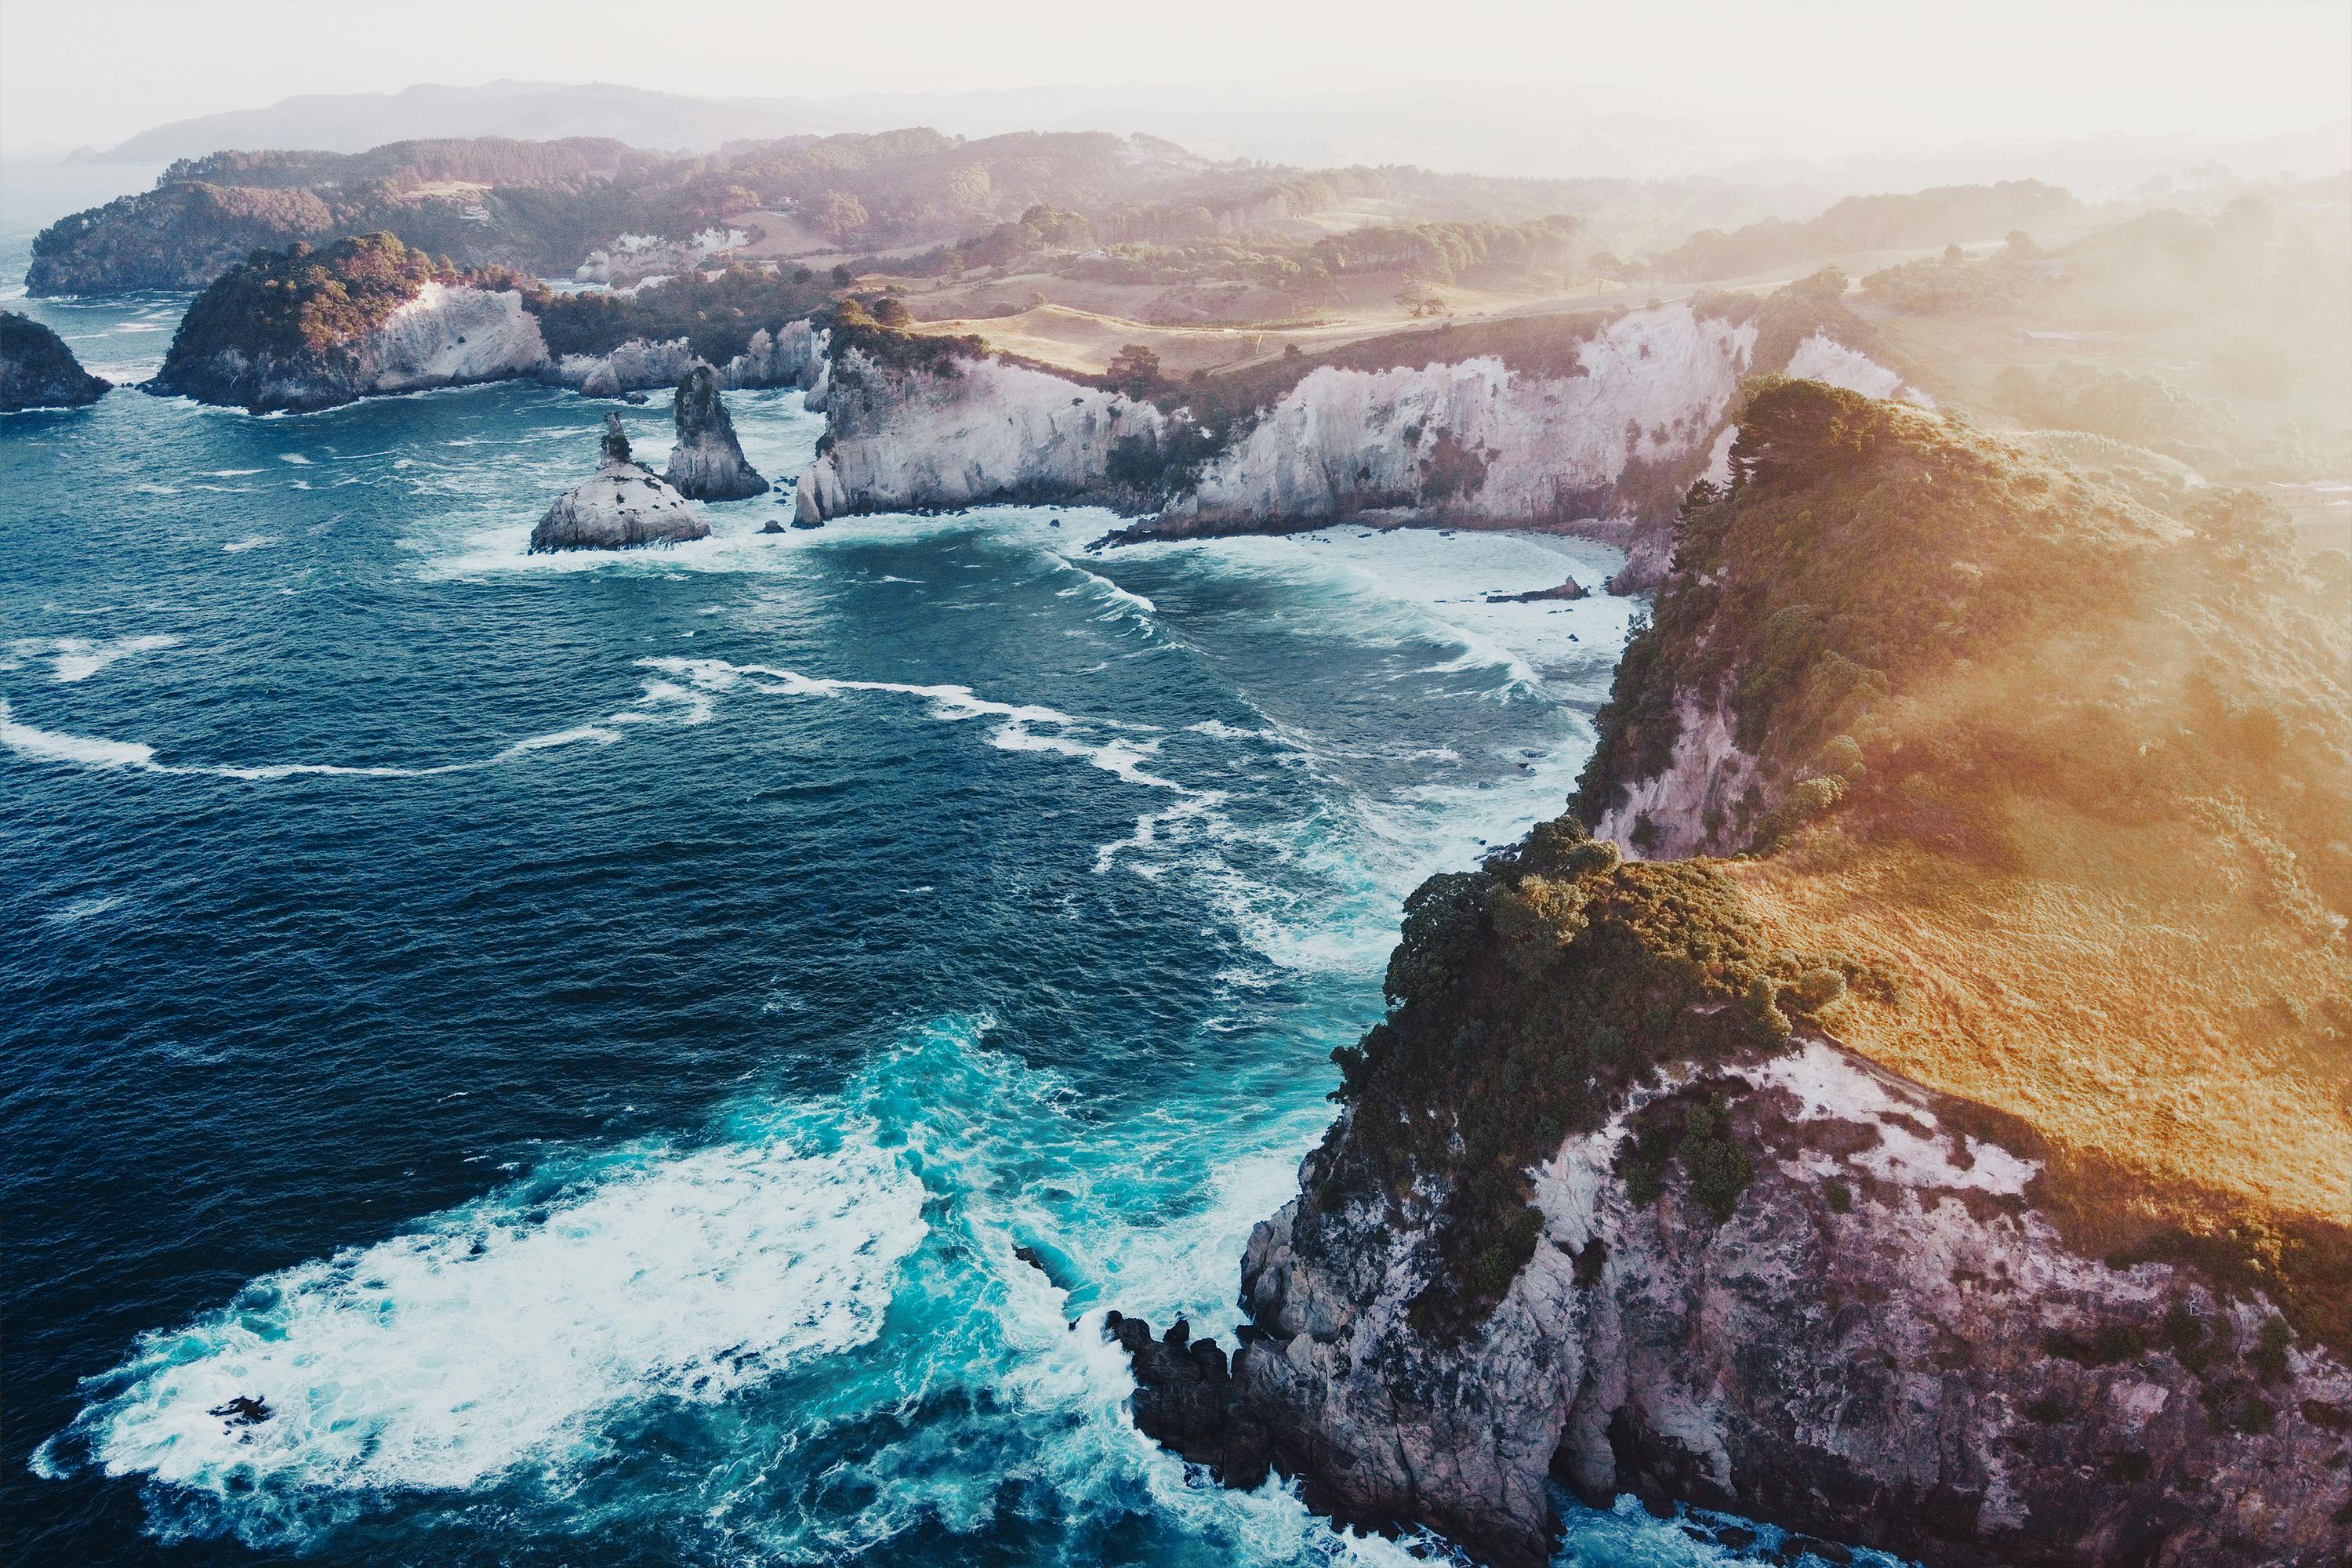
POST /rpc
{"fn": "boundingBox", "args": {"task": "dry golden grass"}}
[1730,815,2350,1231]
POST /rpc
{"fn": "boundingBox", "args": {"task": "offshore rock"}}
[528,414,706,552]
[662,364,768,500]
[1104,1312,1274,1486]
[1157,1036,2352,1568]
[0,311,108,410]
[1486,577,1589,604]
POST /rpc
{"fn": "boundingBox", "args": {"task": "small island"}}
[529,413,708,552]
[0,311,109,412]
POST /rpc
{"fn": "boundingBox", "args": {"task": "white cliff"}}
[1592,691,1760,858]
[1170,306,1755,540]
[152,282,550,413]
[784,305,1924,589]
[546,321,829,399]
[793,347,1167,525]
[364,282,551,392]
[1131,1033,2352,1567]
[1783,330,1936,408]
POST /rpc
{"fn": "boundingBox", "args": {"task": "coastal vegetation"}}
[1282,373,2349,1349]
[159,235,840,379]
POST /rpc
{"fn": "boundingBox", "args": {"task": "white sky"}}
[1,0,2347,159]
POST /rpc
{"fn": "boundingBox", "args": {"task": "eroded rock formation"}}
[528,413,707,551]
[785,304,1924,590]
[662,363,768,500]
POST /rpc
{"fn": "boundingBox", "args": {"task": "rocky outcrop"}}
[792,347,1165,526]
[0,311,108,411]
[1163,307,1753,562]
[1486,577,1589,604]
[1591,689,1760,859]
[1121,1036,2352,1566]
[528,414,706,552]
[662,364,768,500]
[546,321,829,400]
[151,281,550,413]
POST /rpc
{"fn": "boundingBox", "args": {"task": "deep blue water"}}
[2,168,1897,1568]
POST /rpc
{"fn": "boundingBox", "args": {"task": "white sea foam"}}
[223,535,278,554]
[49,1127,925,1510]
[278,453,314,465]
[10,633,183,683]
[0,700,158,768]
[0,670,717,782]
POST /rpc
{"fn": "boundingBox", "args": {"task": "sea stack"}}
[662,363,768,501]
[0,311,109,411]
[528,413,709,552]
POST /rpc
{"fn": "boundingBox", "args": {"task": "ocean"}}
[0,167,1895,1568]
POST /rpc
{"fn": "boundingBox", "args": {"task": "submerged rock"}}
[0,311,108,411]
[1486,576,1589,604]
[663,364,768,500]
[528,414,707,552]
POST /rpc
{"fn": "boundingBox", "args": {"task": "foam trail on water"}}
[0,676,717,782]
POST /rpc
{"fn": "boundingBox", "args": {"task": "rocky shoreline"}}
[782,299,1928,590]
[1097,382,2352,1566]
[1115,1030,2350,1566]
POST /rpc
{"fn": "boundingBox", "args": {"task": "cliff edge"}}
[786,276,1927,588]
[1113,379,2352,1566]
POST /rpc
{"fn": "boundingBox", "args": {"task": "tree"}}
[871,296,913,328]
[1396,280,1444,318]
[814,190,869,242]
[1107,342,1163,397]
[829,263,854,287]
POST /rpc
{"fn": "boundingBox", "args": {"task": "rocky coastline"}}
[0,312,110,412]
[784,302,1926,590]
[1101,381,2352,1566]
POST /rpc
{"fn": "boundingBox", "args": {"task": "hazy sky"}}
[2,0,2347,159]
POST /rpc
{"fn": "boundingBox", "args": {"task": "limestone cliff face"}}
[151,282,550,413]
[543,322,826,400]
[785,308,1921,589]
[1128,1036,2351,1566]
[1163,307,1754,561]
[1590,690,1759,859]
[0,311,108,411]
[792,347,1167,524]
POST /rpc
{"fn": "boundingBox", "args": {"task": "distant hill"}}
[92,82,2352,200]
[95,81,835,163]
